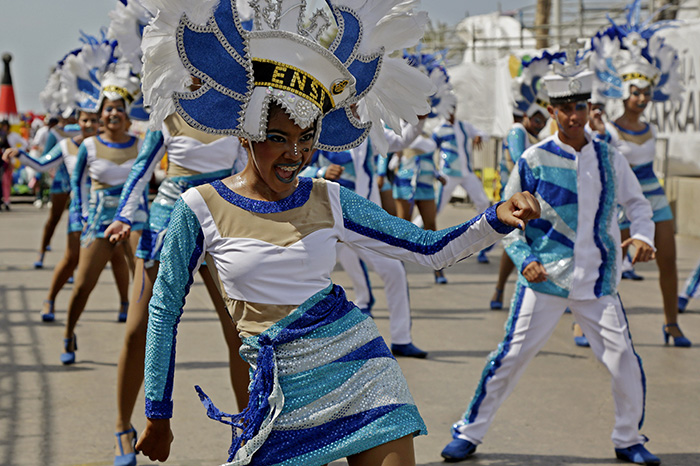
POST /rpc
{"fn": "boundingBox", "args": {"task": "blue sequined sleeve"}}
[17,143,64,172]
[506,127,527,165]
[338,186,513,268]
[69,143,90,224]
[502,157,539,272]
[144,198,206,419]
[114,130,165,225]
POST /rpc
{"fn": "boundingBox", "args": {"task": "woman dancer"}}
[3,110,132,322]
[105,109,250,466]
[60,63,151,364]
[133,1,539,464]
[592,2,690,346]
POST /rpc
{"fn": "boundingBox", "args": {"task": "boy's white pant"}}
[337,244,412,345]
[454,285,647,449]
[438,173,491,215]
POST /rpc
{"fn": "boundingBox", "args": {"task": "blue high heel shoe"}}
[434,270,447,285]
[490,288,503,310]
[114,426,138,466]
[678,296,688,313]
[663,323,691,347]
[34,253,44,269]
[477,250,489,264]
[60,335,77,365]
[118,301,129,323]
[41,300,55,322]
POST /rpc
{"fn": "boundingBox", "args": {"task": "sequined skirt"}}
[392,155,437,201]
[50,163,71,194]
[618,162,673,229]
[137,169,231,261]
[81,185,148,247]
[203,284,426,466]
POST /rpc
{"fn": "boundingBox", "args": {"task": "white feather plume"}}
[60,41,117,113]
[39,69,64,115]
[108,0,155,74]
[139,0,219,129]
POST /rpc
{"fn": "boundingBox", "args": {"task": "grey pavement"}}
[1,198,699,466]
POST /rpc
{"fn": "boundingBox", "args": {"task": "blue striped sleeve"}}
[18,143,64,172]
[115,130,165,225]
[145,198,205,419]
[69,143,89,223]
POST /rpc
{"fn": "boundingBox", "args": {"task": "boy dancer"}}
[441,55,660,465]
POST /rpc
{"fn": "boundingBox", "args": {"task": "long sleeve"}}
[69,143,90,223]
[613,148,655,249]
[502,156,539,272]
[144,198,206,419]
[337,186,513,268]
[41,131,58,155]
[17,143,64,172]
[461,121,489,143]
[114,130,165,225]
[380,120,425,154]
[506,127,527,165]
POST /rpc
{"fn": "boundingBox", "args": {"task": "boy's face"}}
[548,101,589,141]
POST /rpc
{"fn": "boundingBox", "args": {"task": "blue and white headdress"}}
[402,48,456,119]
[140,0,434,151]
[61,34,144,120]
[543,45,593,104]
[513,51,565,117]
[591,0,682,102]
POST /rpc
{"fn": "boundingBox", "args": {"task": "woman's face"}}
[78,111,98,137]
[625,85,652,113]
[249,106,316,197]
[100,98,128,133]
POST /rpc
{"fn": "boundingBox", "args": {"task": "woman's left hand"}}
[496,191,540,230]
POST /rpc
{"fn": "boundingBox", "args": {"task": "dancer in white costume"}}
[591,0,690,347]
[441,49,661,466]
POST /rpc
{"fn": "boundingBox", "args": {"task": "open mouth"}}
[108,116,121,125]
[274,161,302,183]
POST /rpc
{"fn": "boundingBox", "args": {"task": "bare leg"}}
[491,251,515,304]
[415,199,444,282]
[43,231,81,317]
[199,265,250,410]
[347,435,415,466]
[115,259,158,457]
[379,189,397,217]
[39,192,70,258]
[63,239,115,347]
[655,220,683,335]
[394,198,413,222]
[109,242,131,306]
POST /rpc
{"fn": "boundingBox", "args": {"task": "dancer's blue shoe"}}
[441,438,477,462]
[678,296,688,313]
[663,323,691,347]
[621,270,644,280]
[391,343,427,359]
[114,426,138,466]
[118,301,129,322]
[477,250,489,264]
[60,335,77,365]
[614,443,660,465]
[41,300,55,322]
[434,270,447,284]
[490,288,503,310]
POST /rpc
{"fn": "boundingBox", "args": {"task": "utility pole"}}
[535,0,552,49]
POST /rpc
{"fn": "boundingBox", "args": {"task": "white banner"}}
[648,19,700,170]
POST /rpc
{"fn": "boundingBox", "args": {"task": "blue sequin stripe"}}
[340,187,512,255]
[115,130,164,223]
[69,143,89,222]
[145,199,204,418]
[684,262,700,298]
[462,282,526,424]
[210,177,313,213]
[592,140,618,297]
[617,294,647,429]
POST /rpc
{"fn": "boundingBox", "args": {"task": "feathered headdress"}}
[402,48,457,120]
[140,0,434,152]
[513,51,565,117]
[591,0,682,102]
[60,33,143,120]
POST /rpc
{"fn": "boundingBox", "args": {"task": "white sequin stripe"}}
[273,358,414,430]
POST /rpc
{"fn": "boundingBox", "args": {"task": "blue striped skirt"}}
[50,163,71,194]
[81,185,148,248]
[618,162,673,229]
[197,284,426,466]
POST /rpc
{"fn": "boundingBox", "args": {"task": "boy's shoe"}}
[391,343,427,359]
[441,438,477,462]
[614,444,660,465]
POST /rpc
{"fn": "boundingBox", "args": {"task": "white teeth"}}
[278,165,297,172]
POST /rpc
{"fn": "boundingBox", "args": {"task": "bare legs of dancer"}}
[490,251,516,309]
[114,258,250,459]
[36,192,70,266]
[396,198,443,281]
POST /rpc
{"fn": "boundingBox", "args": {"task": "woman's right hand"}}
[136,418,173,462]
[2,148,19,163]
[105,220,131,244]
